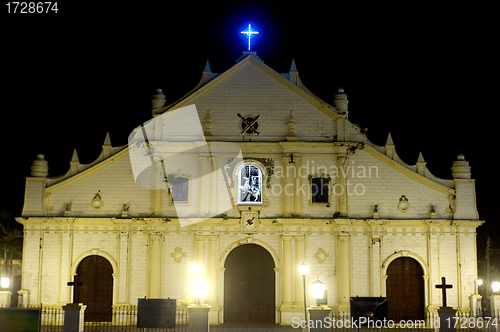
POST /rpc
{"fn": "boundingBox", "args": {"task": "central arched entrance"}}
[386,257,424,321]
[224,244,275,323]
[74,255,113,322]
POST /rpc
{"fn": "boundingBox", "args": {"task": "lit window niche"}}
[310,176,330,205]
[237,165,262,204]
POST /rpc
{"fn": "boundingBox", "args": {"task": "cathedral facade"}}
[17,52,482,325]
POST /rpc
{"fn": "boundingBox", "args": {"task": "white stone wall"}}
[348,150,451,219]
[181,62,337,142]
[47,157,150,217]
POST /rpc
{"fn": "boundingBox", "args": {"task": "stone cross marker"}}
[67,279,82,303]
[435,276,453,307]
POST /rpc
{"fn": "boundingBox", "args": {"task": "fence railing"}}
[10,305,189,332]
[328,311,500,331]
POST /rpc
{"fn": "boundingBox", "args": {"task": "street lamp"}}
[492,282,500,293]
[477,279,483,286]
[299,263,307,321]
[311,277,325,306]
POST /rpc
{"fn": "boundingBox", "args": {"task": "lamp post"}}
[299,263,308,321]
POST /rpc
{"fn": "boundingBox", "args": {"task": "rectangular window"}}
[311,177,329,203]
[170,177,189,203]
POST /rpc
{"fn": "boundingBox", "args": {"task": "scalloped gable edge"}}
[45,145,130,194]
[362,144,455,196]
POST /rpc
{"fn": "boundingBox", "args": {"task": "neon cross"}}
[241,24,259,51]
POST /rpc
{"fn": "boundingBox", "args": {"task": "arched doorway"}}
[224,244,275,323]
[74,255,113,322]
[386,257,424,321]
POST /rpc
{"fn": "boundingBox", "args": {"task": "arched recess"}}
[220,239,279,324]
[382,251,429,321]
[71,250,118,321]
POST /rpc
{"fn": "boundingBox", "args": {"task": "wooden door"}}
[224,244,275,323]
[386,257,424,321]
[74,255,113,322]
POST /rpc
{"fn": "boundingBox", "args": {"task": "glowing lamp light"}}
[192,280,208,298]
[477,279,483,286]
[299,263,308,276]
[191,263,201,275]
[492,281,500,293]
[1,277,9,289]
[311,278,325,305]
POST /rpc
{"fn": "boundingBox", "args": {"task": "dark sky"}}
[1,3,498,261]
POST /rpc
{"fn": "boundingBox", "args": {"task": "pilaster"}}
[281,156,292,217]
[282,236,293,305]
[293,156,303,217]
[294,236,305,305]
[336,154,348,217]
[337,233,350,312]
[148,233,162,298]
[207,236,219,309]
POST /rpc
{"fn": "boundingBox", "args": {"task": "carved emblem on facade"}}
[170,247,186,263]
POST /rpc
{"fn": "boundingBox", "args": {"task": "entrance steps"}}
[210,323,300,331]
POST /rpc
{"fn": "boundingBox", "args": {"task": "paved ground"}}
[210,323,302,331]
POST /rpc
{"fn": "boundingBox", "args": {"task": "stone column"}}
[0,291,11,307]
[197,157,208,216]
[294,236,305,305]
[118,232,129,303]
[207,236,218,307]
[336,154,348,217]
[63,303,86,332]
[208,157,218,215]
[150,156,164,216]
[282,236,293,305]
[195,236,205,268]
[469,294,482,316]
[17,289,30,307]
[490,295,500,317]
[281,156,292,217]
[293,156,303,217]
[149,234,162,298]
[337,234,350,312]
[309,307,332,332]
[188,305,210,332]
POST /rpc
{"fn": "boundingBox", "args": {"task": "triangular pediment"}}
[153,55,342,142]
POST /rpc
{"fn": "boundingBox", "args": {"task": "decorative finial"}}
[334,87,349,114]
[151,88,166,110]
[241,24,259,51]
[30,153,49,177]
[451,154,471,179]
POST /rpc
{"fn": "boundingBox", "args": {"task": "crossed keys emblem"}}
[237,113,260,135]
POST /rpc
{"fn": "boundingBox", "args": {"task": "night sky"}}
[1,4,498,267]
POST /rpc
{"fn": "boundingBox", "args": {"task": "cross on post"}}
[67,278,83,303]
[240,24,259,51]
[435,276,453,307]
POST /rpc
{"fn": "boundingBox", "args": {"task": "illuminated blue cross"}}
[241,24,259,51]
